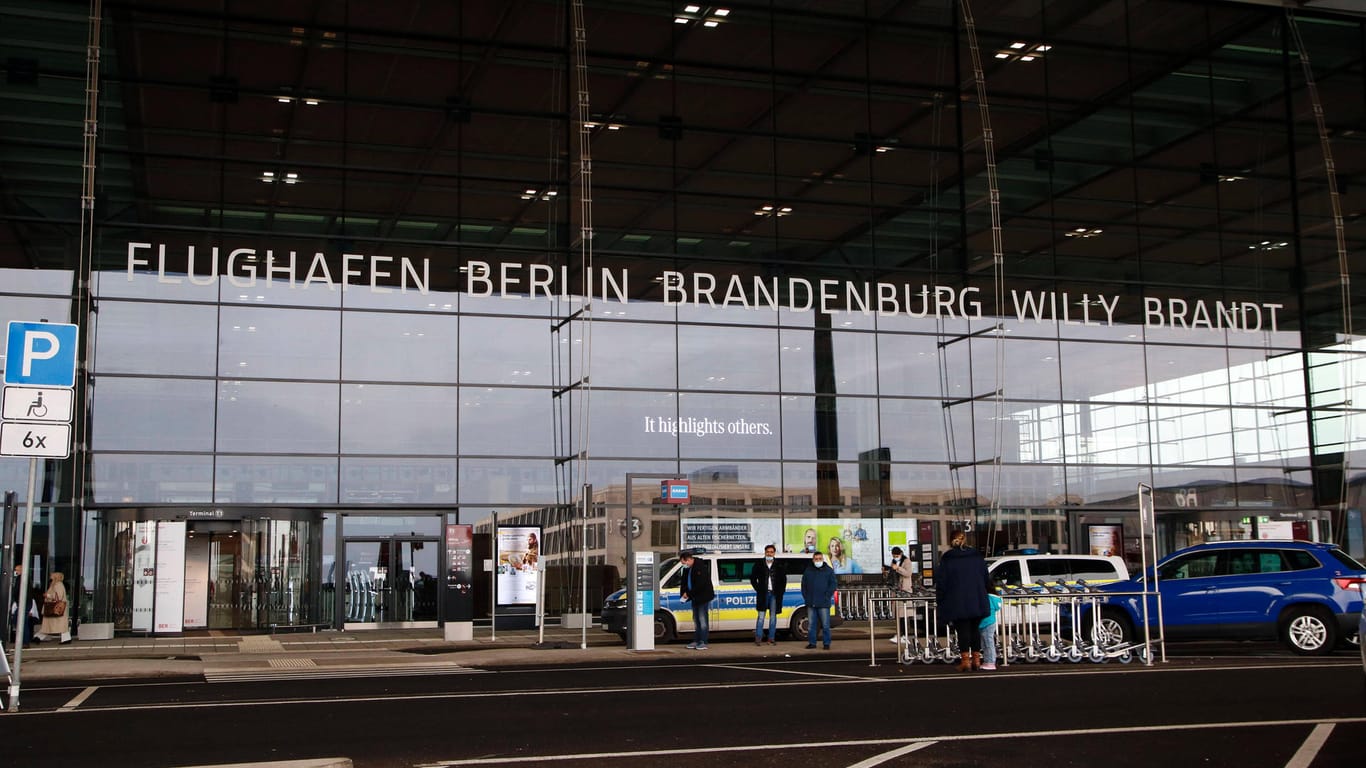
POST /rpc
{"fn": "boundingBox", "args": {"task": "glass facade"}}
[0,0,1363,630]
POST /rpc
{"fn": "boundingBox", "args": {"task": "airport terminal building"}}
[0,0,1363,633]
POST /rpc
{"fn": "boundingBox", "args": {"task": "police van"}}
[601,551,842,643]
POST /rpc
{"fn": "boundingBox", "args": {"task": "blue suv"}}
[1088,541,1366,656]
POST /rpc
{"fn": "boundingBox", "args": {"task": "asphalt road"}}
[4,642,1364,768]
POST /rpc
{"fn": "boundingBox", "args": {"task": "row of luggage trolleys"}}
[839,582,1159,666]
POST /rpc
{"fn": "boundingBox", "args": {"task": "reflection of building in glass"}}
[1,1,1364,631]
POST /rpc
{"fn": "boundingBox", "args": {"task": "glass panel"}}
[976,337,1062,402]
[322,513,337,624]
[258,519,317,626]
[214,456,339,504]
[90,377,216,451]
[679,392,780,460]
[876,333,943,397]
[341,311,459,383]
[341,384,458,454]
[339,459,457,504]
[777,328,880,396]
[395,540,440,622]
[2,267,74,294]
[93,268,218,303]
[218,306,341,379]
[206,525,257,629]
[216,381,339,453]
[780,395,879,462]
[343,515,442,537]
[1152,405,1234,465]
[1147,345,1232,405]
[568,320,677,389]
[343,540,385,623]
[878,398,956,462]
[1060,340,1147,402]
[101,520,135,629]
[93,301,218,375]
[678,325,777,392]
[91,454,214,504]
[458,459,558,505]
[582,390,678,459]
[459,316,551,385]
[459,387,552,456]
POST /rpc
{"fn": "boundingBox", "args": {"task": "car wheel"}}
[1280,606,1337,656]
[654,611,677,644]
[790,607,809,642]
[1095,609,1131,648]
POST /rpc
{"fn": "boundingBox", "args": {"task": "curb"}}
[170,754,349,759]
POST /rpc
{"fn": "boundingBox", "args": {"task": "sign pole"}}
[6,458,38,712]
[580,484,591,651]
[490,510,497,642]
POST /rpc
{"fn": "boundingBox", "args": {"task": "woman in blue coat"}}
[935,529,990,671]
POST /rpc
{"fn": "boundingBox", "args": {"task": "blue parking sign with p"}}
[4,321,79,387]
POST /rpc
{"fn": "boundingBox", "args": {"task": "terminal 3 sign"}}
[126,241,1285,333]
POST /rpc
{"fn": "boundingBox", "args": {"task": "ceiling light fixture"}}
[754,204,793,217]
[676,5,730,27]
[1064,227,1103,238]
[996,41,1051,63]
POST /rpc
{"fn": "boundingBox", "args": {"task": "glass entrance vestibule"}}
[91,508,455,633]
[93,508,322,632]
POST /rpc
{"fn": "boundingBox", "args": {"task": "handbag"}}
[43,598,66,618]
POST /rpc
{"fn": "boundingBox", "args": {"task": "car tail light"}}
[1331,576,1366,591]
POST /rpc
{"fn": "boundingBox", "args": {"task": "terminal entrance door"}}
[342,537,440,627]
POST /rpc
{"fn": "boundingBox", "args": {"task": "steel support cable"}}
[73,0,103,512]
[1285,12,1356,536]
[572,0,594,473]
[959,0,1007,547]
[569,0,596,619]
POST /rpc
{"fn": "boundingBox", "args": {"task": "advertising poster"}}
[495,525,540,607]
[132,521,156,632]
[154,521,187,633]
[783,519,917,575]
[682,517,782,554]
[1088,524,1124,557]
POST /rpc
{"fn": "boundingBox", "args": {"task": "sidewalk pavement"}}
[6,623,885,682]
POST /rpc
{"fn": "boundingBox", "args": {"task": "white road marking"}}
[410,717,1366,767]
[845,741,935,768]
[57,686,98,712]
[1284,723,1334,768]
[204,663,485,683]
[704,663,871,680]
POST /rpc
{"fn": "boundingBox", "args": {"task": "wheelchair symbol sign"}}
[2,386,74,423]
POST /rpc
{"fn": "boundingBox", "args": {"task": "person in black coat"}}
[678,551,715,650]
[749,544,785,646]
[936,529,991,671]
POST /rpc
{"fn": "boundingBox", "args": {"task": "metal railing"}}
[838,583,1164,668]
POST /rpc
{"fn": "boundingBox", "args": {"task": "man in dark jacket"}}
[678,551,715,650]
[800,550,838,650]
[935,529,991,671]
[749,545,785,646]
